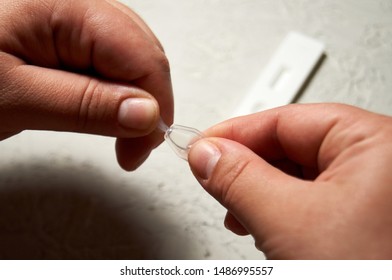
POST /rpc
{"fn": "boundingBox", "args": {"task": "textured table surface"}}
[0,0,391,259]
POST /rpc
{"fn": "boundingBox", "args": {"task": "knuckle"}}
[158,53,170,73]
[152,48,170,74]
[0,56,24,107]
[76,79,106,132]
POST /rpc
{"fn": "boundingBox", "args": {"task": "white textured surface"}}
[0,0,391,259]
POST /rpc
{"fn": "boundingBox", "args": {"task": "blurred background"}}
[0,0,391,259]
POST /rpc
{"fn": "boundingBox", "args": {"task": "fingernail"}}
[118,98,157,130]
[189,140,221,180]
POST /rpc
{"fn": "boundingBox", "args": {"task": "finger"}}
[188,138,308,244]
[0,0,173,126]
[115,134,161,171]
[0,53,159,137]
[0,0,174,169]
[104,0,165,51]
[204,103,381,171]
[224,211,250,236]
[53,0,173,125]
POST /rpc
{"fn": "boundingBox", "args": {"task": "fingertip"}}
[115,137,156,171]
[224,212,250,236]
[117,152,150,172]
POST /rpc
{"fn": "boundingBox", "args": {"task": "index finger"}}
[0,0,173,123]
[204,103,382,171]
[54,0,174,123]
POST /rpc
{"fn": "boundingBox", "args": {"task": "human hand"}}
[188,103,392,259]
[0,0,173,170]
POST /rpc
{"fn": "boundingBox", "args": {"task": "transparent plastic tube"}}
[158,118,204,161]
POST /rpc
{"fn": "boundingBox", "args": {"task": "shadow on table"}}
[0,159,190,259]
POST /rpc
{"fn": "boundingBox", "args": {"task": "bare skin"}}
[189,103,392,259]
[2,1,391,260]
[0,0,174,170]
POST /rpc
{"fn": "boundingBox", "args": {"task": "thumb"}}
[188,138,306,245]
[1,58,159,137]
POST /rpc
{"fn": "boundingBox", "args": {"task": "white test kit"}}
[232,32,325,117]
[160,32,325,160]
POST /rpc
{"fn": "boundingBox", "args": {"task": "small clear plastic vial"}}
[158,119,204,160]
